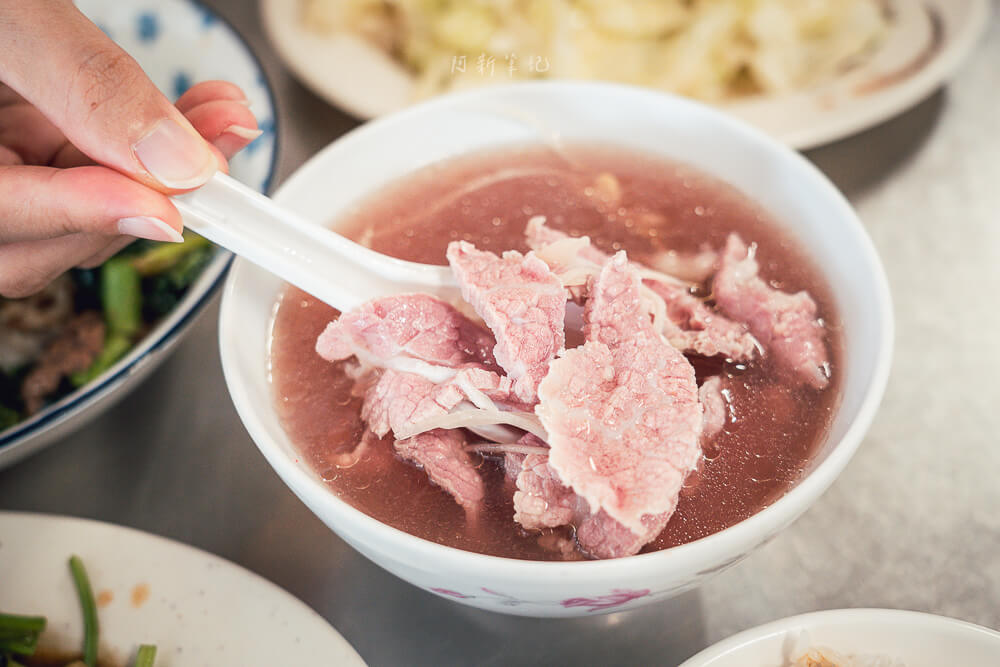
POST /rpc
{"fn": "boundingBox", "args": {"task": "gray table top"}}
[2,2,998,665]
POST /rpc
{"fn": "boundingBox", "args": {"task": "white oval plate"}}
[261,0,989,149]
[680,608,1000,667]
[0,0,278,469]
[0,512,365,666]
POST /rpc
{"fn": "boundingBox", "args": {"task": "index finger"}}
[0,1,221,193]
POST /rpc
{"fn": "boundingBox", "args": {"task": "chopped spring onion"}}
[2,557,156,667]
[68,556,98,667]
[0,613,46,658]
[134,643,157,667]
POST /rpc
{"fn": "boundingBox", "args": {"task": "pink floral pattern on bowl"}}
[430,587,474,599]
[428,586,651,611]
[560,588,652,612]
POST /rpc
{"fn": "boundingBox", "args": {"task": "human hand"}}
[0,0,261,298]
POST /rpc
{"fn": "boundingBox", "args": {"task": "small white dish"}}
[261,0,989,149]
[679,608,1000,666]
[0,0,278,470]
[0,512,366,666]
[219,81,893,617]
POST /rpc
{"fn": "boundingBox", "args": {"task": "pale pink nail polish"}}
[117,216,184,243]
[133,119,217,189]
[221,125,263,141]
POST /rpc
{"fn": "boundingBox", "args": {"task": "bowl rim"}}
[0,0,281,456]
[221,80,894,576]
[677,608,1000,666]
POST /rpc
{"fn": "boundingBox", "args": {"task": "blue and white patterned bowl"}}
[0,0,279,469]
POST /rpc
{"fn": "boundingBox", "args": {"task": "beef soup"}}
[269,144,843,561]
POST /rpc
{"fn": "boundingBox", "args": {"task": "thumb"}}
[0,1,221,193]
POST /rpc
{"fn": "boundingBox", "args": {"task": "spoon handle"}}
[172,172,455,311]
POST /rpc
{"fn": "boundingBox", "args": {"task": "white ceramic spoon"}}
[174,173,520,443]
[173,172,457,312]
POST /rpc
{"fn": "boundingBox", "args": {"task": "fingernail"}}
[221,125,263,141]
[117,216,184,243]
[235,98,252,107]
[133,119,217,189]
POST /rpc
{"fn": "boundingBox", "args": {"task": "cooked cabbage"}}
[301,0,888,102]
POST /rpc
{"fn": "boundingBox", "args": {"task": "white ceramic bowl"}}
[0,0,278,470]
[220,82,893,617]
[679,609,1000,666]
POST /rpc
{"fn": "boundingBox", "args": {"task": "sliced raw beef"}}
[525,216,608,267]
[510,436,580,530]
[713,234,830,389]
[576,510,672,559]
[507,449,676,558]
[505,433,667,557]
[360,366,536,438]
[447,241,565,403]
[645,280,757,361]
[698,375,726,441]
[360,370,483,511]
[451,366,519,410]
[361,369,464,437]
[316,293,495,372]
[538,252,702,536]
[504,441,676,557]
[504,451,525,483]
[395,429,484,513]
[527,218,753,360]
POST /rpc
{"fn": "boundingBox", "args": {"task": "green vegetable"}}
[69,334,132,387]
[68,555,98,667]
[0,615,46,636]
[139,237,214,320]
[101,258,142,339]
[141,277,181,320]
[131,232,210,276]
[134,643,157,667]
[0,614,46,658]
[163,244,213,290]
[0,404,19,431]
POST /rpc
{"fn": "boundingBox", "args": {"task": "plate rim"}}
[260,0,992,149]
[677,607,1000,666]
[0,510,366,666]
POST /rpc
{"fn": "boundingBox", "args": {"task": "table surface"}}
[3,3,999,666]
